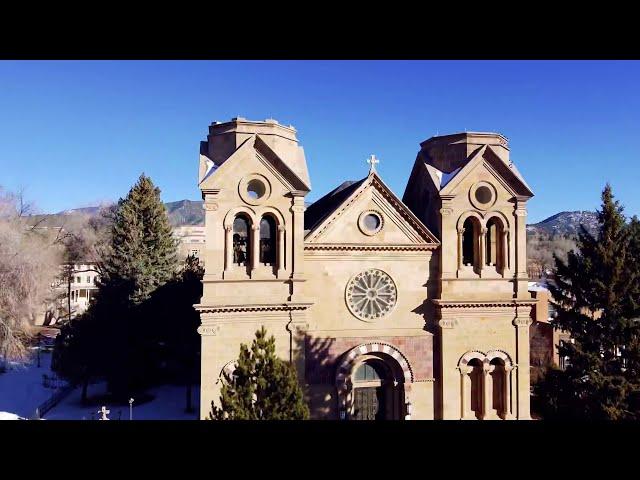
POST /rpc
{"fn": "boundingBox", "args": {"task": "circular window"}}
[470,182,497,210]
[247,179,266,200]
[475,186,492,204]
[358,210,384,236]
[239,174,271,205]
[345,269,397,322]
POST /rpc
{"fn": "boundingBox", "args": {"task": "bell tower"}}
[403,132,536,420]
[195,117,313,419]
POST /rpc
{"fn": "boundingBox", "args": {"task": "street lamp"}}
[129,398,134,420]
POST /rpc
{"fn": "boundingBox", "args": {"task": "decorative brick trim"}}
[335,342,414,388]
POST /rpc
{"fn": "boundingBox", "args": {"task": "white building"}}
[173,225,206,263]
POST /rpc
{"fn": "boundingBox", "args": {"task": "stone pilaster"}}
[291,193,306,280]
[514,310,532,420]
[514,196,529,298]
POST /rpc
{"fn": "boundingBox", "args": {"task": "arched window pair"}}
[460,216,507,273]
[460,354,513,420]
[231,214,278,270]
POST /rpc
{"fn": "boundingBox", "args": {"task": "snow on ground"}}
[45,382,200,420]
[0,350,59,418]
[0,350,200,420]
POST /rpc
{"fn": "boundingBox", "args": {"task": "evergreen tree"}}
[97,173,178,306]
[537,184,640,419]
[96,174,178,400]
[209,326,309,420]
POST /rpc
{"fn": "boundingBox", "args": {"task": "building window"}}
[76,276,81,283]
[233,214,251,266]
[485,217,504,268]
[462,217,480,268]
[259,215,276,265]
[87,276,91,284]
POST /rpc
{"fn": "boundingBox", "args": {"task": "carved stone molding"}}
[203,202,219,211]
[513,317,532,328]
[197,325,221,336]
[438,318,458,329]
[196,302,313,314]
[440,207,453,216]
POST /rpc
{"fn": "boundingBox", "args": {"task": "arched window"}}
[485,217,504,268]
[462,217,480,268]
[259,215,277,266]
[354,360,386,382]
[490,357,507,419]
[232,214,251,267]
[467,358,483,419]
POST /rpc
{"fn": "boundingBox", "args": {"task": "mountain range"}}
[35,201,601,237]
[526,211,599,236]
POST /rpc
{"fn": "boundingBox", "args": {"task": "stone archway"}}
[458,350,514,420]
[335,343,413,421]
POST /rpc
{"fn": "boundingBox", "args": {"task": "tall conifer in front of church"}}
[535,185,640,419]
[96,173,179,399]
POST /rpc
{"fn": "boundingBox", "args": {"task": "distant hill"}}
[164,200,204,226]
[29,200,205,228]
[32,202,602,236]
[527,211,599,236]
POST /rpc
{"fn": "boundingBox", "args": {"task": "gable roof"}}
[439,145,534,197]
[304,179,366,234]
[304,171,439,245]
[199,134,311,192]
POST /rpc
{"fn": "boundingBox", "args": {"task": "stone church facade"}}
[196,117,535,420]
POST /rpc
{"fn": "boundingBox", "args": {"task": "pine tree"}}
[95,174,178,399]
[209,326,310,420]
[97,173,178,306]
[537,184,640,419]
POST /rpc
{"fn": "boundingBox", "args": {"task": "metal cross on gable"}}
[367,154,379,173]
[98,406,110,420]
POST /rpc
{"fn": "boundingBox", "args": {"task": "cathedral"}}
[195,117,536,420]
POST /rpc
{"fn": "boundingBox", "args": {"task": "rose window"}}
[345,269,397,321]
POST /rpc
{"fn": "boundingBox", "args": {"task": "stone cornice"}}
[433,299,537,309]
[304,243,437,252]
[195,302,313,314]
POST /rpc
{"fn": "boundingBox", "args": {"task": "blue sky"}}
[1,60,639,223]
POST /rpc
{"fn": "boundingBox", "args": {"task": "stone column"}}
[514,311,532,419]
[504,365,514,419]
[457,228,464,271]
[224,226,233,273]
[459,366,473,419]
[502,229,510,274]
[291,194,306,280]
[251,224,260,273]
[483,363,498,420]
[277,225,286,278]
[479,227,487,274]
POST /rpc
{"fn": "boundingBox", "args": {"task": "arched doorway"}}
[352,359,395,420]
[336,343,413,421]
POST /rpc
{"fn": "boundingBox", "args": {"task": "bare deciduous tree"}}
[0,187,62,366]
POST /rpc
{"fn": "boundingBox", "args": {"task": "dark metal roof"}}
[304,179,366,234]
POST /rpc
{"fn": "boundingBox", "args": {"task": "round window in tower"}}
[239,174,271,205]
[470,182,497,210]
[247,179,266,200]
[475,186,492,204]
